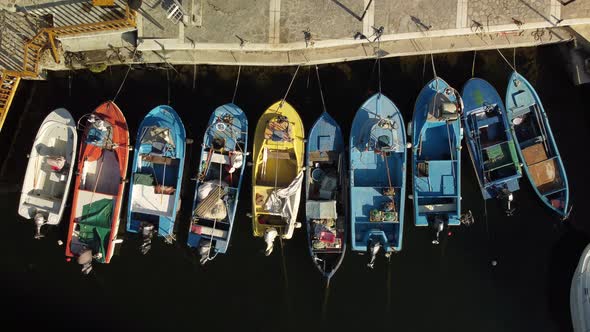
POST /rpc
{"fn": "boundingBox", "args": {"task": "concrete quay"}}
[3,0,590,71]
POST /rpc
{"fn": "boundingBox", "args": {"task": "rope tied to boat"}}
[471,50,477,77]
[232,65,241,104]
[279,64,301,109]
[496,48,518,73]
[112,47,138,102]
[314,65,327,113]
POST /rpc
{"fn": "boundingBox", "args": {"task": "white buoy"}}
[491,260,498,266]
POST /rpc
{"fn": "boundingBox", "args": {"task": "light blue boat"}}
[411,77,464,244]
[126,105,186,253]
[305,111,346,280]
[188,103,248,265]
[505,71,570,218]
[350,93,406,268]
[462,78,522,214]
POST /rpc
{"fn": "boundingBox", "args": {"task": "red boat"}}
[65,101,129,273]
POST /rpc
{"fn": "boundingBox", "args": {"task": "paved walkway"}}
[3,0,590,70]
[138,0,590,44]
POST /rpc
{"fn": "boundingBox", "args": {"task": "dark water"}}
[2,44,589,331]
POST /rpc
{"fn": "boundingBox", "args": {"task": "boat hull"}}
[65,101,129,264]
[188,103,248,256]
[462,78,521,200]
[126,105,186,240]
[412,78,462,227]
[349,93,406,253]
[570,243,590,332]
[252,100,304,240]
[505,71,569,217]
[18,108,77,226]
[305,111,346,279]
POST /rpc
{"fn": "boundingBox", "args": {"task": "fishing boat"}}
[18,108,77,239]
[461,78,522,214]
[411,77,465,244]
[65,101,129,274]
[350,93,406,268]
[505,71,570,218]
[570,243,590,332]
[305,111,346,279]
[126,105,185,254]
[188,103,247,265]
[252,100,304,256]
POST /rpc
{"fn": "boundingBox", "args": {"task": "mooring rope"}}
[232,65,241,104]
[471,50,477,77]
[314,65,327,113]
[112,47,138,102]
[496,48,518,73]
[513,47,517,72]
[166,68,171,105]
[280,64,301,108]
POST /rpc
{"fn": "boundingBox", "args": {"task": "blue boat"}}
[505,71,570,218]
[350,93,406,268]
[305,111,346,280]
[461,78,522,214]
[126,105,186,253]
[411,77,464,244]
[188,103,248,264]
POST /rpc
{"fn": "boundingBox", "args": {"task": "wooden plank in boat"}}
[309,151,338,162]
[143,155,177,165]
[522,143,547,165]
[267,149,292,160]
[529,158,561,193]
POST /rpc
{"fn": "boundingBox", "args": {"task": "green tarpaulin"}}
[79,198,113,263]
[133,173,155,186]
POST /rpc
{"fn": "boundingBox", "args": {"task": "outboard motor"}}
[139,223,155,255]
[497,188,515,216]
[33,212,45,239]
[367,240,382,269]
[264,227,278,256]
[431,216,446,245]
[198,240,213,266]
[78,249,94,275]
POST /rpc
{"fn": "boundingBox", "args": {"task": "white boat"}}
[18,108,77,239]
[571,243,590,332]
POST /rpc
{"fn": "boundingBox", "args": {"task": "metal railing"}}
[19,5,137,77]
[0,70,21,132]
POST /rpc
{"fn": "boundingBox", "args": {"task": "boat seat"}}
[418,203,456,213]
[511,104,534,118]
[309,150,339,162]
[206,151,230,165]
[142,155,176,165]
[24,193,58,209]
[190,223,228,239]
[476,116,500,127]
[266,149,293,160]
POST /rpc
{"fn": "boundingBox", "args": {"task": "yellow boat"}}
[252,100,304,256]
